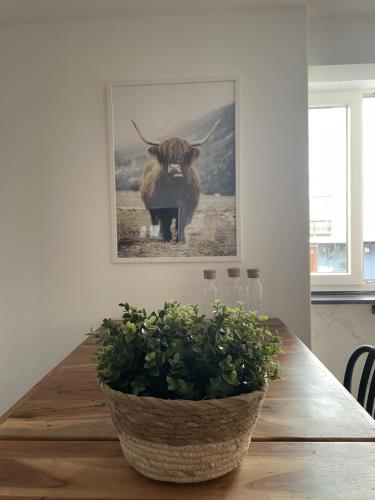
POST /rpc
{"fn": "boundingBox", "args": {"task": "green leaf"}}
[166,375,177,391]
[173,352,180,362]
[222,370,239,385]
[124,330,136,343]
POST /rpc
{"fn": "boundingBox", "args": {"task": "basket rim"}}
[99,380,267,406]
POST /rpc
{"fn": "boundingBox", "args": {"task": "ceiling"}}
[1,0,375,26]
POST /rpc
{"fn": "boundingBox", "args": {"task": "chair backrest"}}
[343,345,375,418]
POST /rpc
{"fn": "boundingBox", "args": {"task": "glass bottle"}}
[202,269,218,316]
[246,268,263,313]
[226,268,243,307]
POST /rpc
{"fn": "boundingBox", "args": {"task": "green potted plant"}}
[90,300,281,483]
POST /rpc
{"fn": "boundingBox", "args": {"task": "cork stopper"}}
[227,267,241,278]
[247,268,260,278]
[203,269,216,280]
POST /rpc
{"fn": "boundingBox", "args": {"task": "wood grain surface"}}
[0,441,374,499]
[1,320,374,442]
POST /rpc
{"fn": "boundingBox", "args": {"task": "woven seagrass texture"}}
[100,382,265,483]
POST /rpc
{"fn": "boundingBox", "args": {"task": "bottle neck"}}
[248,277,261,286]
[228,277,241,285]
[204,279,217,288]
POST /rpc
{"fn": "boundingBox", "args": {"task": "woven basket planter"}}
[100,381,266,483]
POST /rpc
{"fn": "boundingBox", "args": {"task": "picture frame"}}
[107,76,241,263]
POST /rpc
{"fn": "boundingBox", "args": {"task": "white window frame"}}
[309,90,375,291]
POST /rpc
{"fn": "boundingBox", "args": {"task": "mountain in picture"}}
[114,102,235,196]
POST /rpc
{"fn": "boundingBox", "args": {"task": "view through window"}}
[309,106,348,275]
[363,96,375,281]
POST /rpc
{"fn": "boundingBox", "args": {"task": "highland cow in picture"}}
[133,119,219,244]
[109,79,238,261]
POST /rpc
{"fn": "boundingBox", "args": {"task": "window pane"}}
[363,97,375,281]
[309,107,348,274]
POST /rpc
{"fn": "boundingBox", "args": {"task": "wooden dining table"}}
[1,319,374,499]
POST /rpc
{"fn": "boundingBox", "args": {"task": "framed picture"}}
[107,77,240,262]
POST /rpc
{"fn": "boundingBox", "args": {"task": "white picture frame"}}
[107,76,241,263]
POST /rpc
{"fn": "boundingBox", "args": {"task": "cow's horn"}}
[131,120,160,146]
[191,119,220,146]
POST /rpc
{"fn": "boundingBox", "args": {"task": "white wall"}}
[0,7,310,415]
[308,14,375,66]
[0,73,44,413]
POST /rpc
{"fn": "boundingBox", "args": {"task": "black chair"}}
[343,345,375,418]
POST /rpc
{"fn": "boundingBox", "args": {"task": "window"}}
[363,97,375,281]
[309,90,374,288]
[309,106,348,275]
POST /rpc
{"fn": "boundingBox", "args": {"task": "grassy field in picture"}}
[116,190,236,258]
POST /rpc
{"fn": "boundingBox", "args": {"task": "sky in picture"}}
[112,80,234,150]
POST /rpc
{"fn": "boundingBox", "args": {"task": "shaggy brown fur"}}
[141,138,201,243]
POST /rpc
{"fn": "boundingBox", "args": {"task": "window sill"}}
[311,291,375,304]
